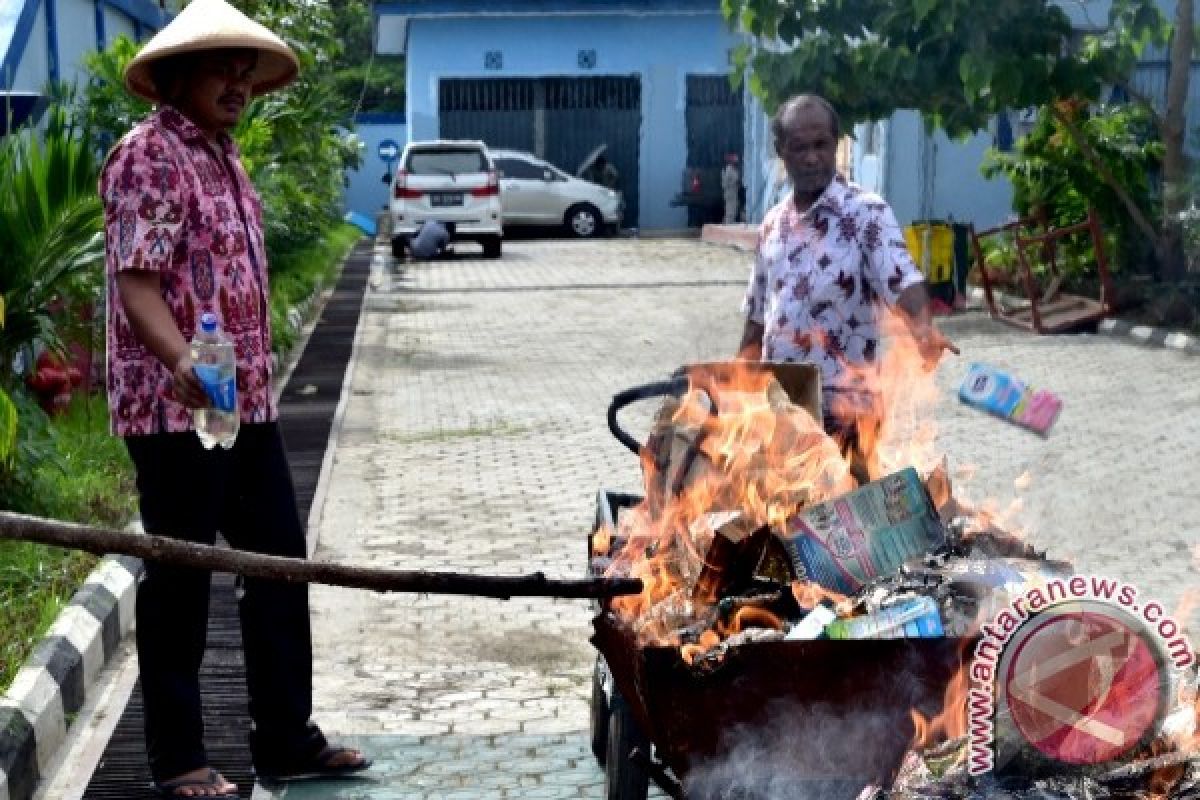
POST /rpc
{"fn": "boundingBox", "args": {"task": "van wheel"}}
[482,236,503,258]
[565,204,602,238]
[391,236,407,259]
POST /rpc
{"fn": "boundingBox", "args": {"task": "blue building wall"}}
[849,113,1013,229]
[344,116,409,218]
[396,11,739,230]
[2,0,166,93]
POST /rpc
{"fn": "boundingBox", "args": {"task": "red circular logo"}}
[1003,607,1165,766]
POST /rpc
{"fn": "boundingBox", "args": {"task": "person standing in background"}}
[721,153,742,224]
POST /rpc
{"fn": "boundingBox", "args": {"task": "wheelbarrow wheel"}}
[604,690,649,800]
[590,656,609,765]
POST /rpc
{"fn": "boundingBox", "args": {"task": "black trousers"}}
[125,422,324,782]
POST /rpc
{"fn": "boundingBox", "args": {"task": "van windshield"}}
[406,150,488,175]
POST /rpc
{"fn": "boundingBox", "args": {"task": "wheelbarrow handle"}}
[606,376,689,456]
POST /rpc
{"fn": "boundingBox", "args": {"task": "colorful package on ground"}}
[779,467,946,595]
[825,596,945,640]
[958,362,1062,435]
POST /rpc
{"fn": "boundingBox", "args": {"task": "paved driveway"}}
[276,237,1199,799]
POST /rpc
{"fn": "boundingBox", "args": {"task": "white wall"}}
[57,0,98,90]
[11,4,47,92]
[103,6,137,44]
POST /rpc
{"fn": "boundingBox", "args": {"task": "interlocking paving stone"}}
[297,239,1198,798]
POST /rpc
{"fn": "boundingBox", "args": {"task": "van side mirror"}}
[543,169,554,182]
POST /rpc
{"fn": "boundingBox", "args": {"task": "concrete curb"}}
[1095,317,1200,355]
[0,553,142,800]
[965,287,1200,356]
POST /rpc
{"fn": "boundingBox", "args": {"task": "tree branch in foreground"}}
[0,511,642,600]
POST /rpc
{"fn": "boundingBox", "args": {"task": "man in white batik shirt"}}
[739,94,958,482]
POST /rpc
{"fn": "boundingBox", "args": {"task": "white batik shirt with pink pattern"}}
[741,175,925,415]
[100,106,276,437]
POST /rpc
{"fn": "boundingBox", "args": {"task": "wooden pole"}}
[0,511,642,600]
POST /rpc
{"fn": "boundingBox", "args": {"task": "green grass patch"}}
[269,224,363,355]
[0,391,136,690]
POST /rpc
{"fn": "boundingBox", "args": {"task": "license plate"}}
[429,192,464,207]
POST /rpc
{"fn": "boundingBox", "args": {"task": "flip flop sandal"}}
[152,768,238,798]
[257,745,372,782]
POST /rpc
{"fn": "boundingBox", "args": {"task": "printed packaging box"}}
[780,467,945,595]
[958,362,1062,435]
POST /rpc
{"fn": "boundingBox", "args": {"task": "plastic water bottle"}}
[191,312,239,450]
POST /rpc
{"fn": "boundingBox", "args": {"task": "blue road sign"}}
[377,139,400,162]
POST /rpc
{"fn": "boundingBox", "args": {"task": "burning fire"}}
[791,581,849,612]
[909,643,973,751]
[843,311,946,483]
[606,311,952,654]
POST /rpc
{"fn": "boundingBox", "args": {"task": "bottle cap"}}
[199,312,218,333]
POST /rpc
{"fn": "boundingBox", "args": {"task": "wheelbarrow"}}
[587,362,973,800]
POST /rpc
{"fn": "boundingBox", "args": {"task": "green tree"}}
[983,101,1163,278]
[724,0,1193,279]
[328,0,405,114]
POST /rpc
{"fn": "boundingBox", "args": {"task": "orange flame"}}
[681,630,721,666]
[725,606,784,636]
[791,580,850,612]
[841,310,946,482]
[606,361,855,646]
[910,645,972,751]
[592,527,612,556]
[607,315,957,650]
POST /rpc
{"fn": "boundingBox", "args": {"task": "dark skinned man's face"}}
[775,104,838,202]
[172,49,257,137]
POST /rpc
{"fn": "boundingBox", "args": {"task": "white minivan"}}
[492,149,623,237]
[390,140,503,259]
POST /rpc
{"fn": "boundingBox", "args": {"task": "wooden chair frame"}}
[968,208,1116,334]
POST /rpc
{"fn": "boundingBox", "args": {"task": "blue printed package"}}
[824,596,945,640]
[780,467,946,595]
[958,363,1062,435]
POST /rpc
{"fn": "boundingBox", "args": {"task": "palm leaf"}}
[0,389,15,468]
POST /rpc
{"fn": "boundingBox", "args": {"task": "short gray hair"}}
[771,94,840,145]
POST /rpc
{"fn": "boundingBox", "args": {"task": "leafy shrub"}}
[982,101,1162,283]
[0,99,104,374]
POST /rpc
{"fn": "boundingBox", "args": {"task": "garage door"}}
[439,76,642,227]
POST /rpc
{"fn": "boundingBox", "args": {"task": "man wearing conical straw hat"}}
[99,0,370,795]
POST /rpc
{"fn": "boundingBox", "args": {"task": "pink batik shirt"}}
[100,106,276,437]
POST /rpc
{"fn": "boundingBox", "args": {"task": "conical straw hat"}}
[124,0,299,103]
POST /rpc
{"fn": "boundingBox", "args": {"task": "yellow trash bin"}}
[903,222,954,284]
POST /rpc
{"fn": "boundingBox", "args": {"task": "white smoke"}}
[682,699,913,800]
